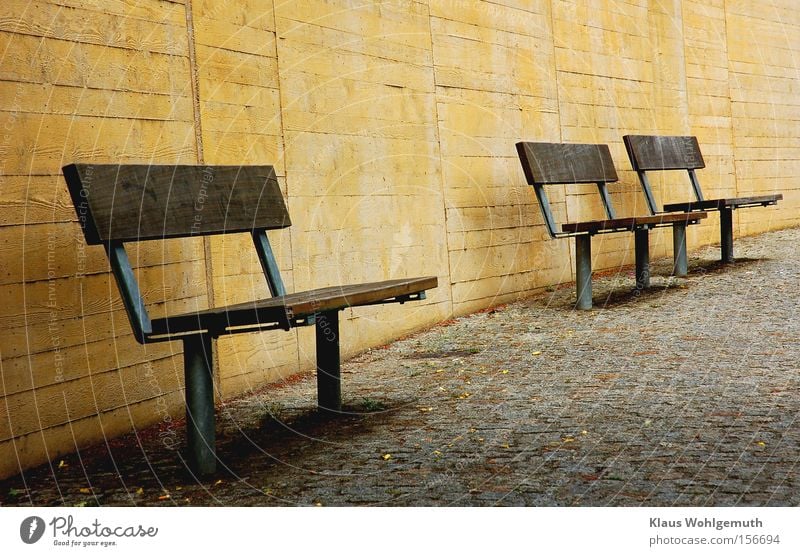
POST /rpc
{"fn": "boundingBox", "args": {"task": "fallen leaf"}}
[500,370,509,375]
[532,351,542,356]
[8,488,22,497]
[581,430,588,436]
[435,369,444,373]
[382,454,392,460]
[58,460,67,469]
[563,436,575,443]
[135,488,144,495]
[75,501,87,507]
[433,450,442,456]
[79,488,91,494]
[214,480,223,486]
[757,441,766,447]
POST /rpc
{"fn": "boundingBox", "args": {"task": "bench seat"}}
[150,277,437,337]
[663,194,782,213]
[561,211,706,235]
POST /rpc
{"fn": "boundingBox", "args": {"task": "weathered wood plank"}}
[63,164,290,244]
[516,142,619,185]
[624,135,706,170]
[663,195,783,212]
[150,276,438,335]
[561,212,707,234]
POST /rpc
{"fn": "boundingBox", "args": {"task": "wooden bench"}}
[62,164,437,476]
[516,142,707,310]
[624,135,783,263]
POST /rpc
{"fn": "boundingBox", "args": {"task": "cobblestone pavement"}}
[2,228,799,506]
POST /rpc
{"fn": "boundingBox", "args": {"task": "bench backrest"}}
[516,142,619,237]
[63,164,290,244]
[62,164,290,343]
[623,135,707,213]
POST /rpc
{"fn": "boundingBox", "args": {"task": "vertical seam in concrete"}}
[425,2,455,318]
[547,0,573,275]
[184,0,221,391]
[271,1,302,374]
[720,0,741,200]
[185,1,205,165]
[678,0,692,133]
[548,0,564,145]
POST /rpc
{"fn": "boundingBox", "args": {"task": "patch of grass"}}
[360,397,387,412]
[262,401,284,419]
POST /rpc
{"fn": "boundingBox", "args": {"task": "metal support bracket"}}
[252,229,286,297]
[533,184,559,239]
[596,182,617,219]
[637,171,659,215]
[105,241,152,344]
[687,169,705,202]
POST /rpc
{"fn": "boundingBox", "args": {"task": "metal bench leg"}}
[183,333,216,476]
[672,221,688,277]
[575,235,592,310]
[635,228,650,290]
[720,207,734,263]
[316,310,342,412]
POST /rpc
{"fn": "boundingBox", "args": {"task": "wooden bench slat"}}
[516,142,619,184]
[150,276,438,336]
[624,135,705,171]
[561,212,707,234]
[63,164,290,244]
[664,194,783,212]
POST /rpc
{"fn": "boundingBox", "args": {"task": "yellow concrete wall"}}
[0,0,796,478]
[0,0,201,477]
[432,0,563,315]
